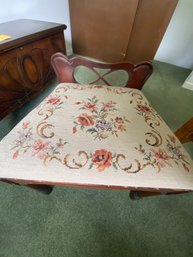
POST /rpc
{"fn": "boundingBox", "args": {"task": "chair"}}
[50,53,193,199]
[1,54,192,199]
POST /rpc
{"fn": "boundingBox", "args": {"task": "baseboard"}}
[182,71,193,91]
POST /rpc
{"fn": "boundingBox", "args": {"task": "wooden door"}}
[69,0,139,62]
[69,0,178,63]
[125,0,179,63]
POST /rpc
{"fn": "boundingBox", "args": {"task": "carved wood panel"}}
[0,32,66,119]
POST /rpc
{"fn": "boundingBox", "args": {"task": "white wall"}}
[155,0,193,69]
[0,0,72,54]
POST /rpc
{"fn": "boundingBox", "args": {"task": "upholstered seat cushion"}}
[0,83,193,191]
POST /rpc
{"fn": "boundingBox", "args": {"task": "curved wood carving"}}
[0,48,51,118]
[0,33,66,119]
[51,52,153,90]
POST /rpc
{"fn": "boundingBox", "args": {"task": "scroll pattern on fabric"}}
[11,84,190,173]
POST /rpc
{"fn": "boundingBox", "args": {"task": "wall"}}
[0,0,193,69]
[155,0,193,69]
[0,0,72,54]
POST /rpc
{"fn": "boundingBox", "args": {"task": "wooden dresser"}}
[0,19,66,120]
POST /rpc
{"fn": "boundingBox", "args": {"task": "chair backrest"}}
[51,53,153,90]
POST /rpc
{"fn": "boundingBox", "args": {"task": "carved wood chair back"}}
[51,53,153,90]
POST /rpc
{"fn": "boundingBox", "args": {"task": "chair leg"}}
[1,179,53,194]
[129,190,163,200]
[129,190,191,200]
[25,184,54,194]
[175,117,193,144]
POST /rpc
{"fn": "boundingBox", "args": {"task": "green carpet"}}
[0,61,193,257]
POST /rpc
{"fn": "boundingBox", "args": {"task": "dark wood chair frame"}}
[50,53,192,199]
[50,52,153,90]
[2,53,192,199]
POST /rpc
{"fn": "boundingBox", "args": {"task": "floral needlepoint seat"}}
[0,54,193,199]
[0,82,193,198]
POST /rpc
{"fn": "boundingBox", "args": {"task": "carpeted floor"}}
[0,60,193,257]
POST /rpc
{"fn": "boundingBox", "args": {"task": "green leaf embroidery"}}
[87,128,98,133]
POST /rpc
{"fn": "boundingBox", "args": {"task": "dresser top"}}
[0,19,66,53]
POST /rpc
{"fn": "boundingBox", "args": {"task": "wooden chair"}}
[51,52,153,90]
[50,53,192,199]
[1,54,192,199]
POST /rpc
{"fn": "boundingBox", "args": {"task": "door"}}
[125,0,179,63]
[69,0,178,63]
[69,0,139,62]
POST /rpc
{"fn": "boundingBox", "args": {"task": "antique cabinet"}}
[0,19,66,119]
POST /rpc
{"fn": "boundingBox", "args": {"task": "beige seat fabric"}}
[0,83,193,191]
